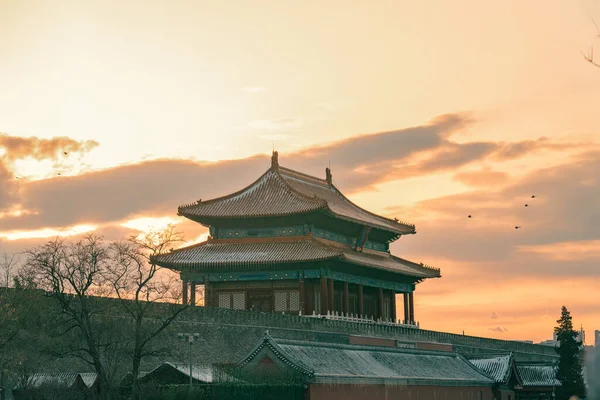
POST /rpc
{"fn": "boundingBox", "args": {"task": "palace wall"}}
[169,306,559,363]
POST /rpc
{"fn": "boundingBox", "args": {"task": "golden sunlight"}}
[0,224,97,240]
[10,157,86,180]
[0,206,38,219]
[120,216,182,233]
[180,233,209,248]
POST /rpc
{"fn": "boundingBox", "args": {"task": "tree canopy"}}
[554,306,586,400]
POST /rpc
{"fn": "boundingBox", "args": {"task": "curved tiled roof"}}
[152,235,440,279]
[239,332,494,386]
[278,167,415,234]
[177,156,415,235]
[517,364,560,387]
[178,168,326,219]
[468,354,515,384]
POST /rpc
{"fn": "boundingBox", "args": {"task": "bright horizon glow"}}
[120,216,182,233]
[0,224,97,241]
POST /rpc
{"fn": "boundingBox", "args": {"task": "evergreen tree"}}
[554,306,586,400]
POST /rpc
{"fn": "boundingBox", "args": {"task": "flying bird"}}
[63,151,68,155]
[57,173,61,176]
[525,204,528,207]
[468,215,472,218]
[531,195,536,198]
[515,226,521,229]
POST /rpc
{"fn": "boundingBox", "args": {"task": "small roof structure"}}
[177,152,415,236]
[16,372,98,390]
[120,362,213,386]
[468,354,522,386]
[516,364,561,388]
[238,331,495,386]
[153,235,440,278]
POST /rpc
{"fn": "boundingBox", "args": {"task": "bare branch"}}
[583,18,600,69]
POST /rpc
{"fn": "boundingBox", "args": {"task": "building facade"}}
[154,152,440,324]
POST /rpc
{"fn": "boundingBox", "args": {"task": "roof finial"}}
[271,151,279,168]
[325,167,332,185]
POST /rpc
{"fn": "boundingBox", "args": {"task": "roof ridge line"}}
[178,167,276,211]
[273,167,330,205]
[177,166,327,216]
[327,182,416,230]
[278,165,329,186]
[390,254,441,273]
[151,240,210,260]
[273,337,466,357]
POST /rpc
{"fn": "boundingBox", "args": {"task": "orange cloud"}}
[518,240,600,261]
[453,169,509,187]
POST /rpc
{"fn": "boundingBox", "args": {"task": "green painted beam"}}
[181,268,415,292]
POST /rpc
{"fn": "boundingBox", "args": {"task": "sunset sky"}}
[1,0,599,343]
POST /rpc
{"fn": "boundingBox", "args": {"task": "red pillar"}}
[358,285,364,317]
[182,281,188,305]
[343,282,349,315]
[299,280,305,315]
[377,288,384,320]
[305,281,313,314]
[328,279,334,313]
[390,291,397,322]
[403,293,409,323]
[190,282,196,306]
[204,282,211,307]
[409,292,415,324]
[320,277,328,315]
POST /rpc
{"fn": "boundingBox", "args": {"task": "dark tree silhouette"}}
[554,306,586,400]
[21,235,121,400]
[105,224,189,399]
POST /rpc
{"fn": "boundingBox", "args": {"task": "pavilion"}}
[153,152,440,325]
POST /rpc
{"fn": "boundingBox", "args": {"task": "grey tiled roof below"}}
[517,364,561,387]
[468,355,513,383]
[240,333,495,385]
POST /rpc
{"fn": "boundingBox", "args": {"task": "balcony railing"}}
[301,310,419,329]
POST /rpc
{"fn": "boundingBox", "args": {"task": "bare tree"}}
[0,253,19,288]
[582,18,600,68]
[21,234,121,400]
[105,224,189,399]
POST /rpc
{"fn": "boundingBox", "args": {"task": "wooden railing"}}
[301,310,420,329]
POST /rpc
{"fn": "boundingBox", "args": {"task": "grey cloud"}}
[0,133,98,163]
[0,156,270,231]
[1,114,588,234]
[489,327,508,332]
[392,151,600,275]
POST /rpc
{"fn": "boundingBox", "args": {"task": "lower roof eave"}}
[312,375,494,387]
[339,256,441,280]
[155,256,339,272]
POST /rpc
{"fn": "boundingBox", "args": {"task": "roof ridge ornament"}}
[271,151,279,168]
[325,167,332,185]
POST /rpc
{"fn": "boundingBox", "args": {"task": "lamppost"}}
[177,332,200,389]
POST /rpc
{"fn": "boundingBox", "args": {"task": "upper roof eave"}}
[176,158,416,236]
